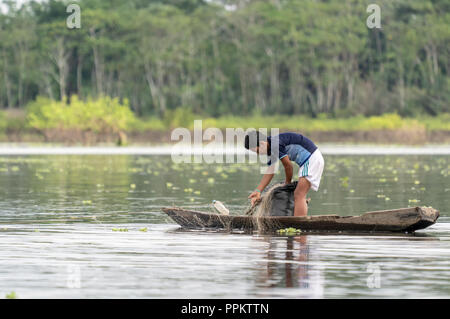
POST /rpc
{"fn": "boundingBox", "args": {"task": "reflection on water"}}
[256,236,324,298]
[0,154,449,298]
[1,223,449,298]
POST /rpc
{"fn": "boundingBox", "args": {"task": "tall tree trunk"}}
[431,43,438,77]
[397,60,405,110]
[239,65,249,114]
[40,63,54,100]
[334,83,342,112]
[201,49,208,113]
[77,54,83,97]
[156,60,166,114]
[211,20,225,106]
[49,38,70,100]
[2,50,13,108]
[289,48,303,114]
[254,71,266,113]
[17,44,24,107]
[266,47,279,113]
[144,60,166,116]
[90,28,104,96]
[326,82,334,113]
[425,45,435,85]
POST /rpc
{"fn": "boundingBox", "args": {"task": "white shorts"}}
[298,149,324,191]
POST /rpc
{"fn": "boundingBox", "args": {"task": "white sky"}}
[1,0,233,14]
[0,0,46,14]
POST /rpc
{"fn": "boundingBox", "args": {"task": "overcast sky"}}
[0,0,233,14]
[0,0,46,14]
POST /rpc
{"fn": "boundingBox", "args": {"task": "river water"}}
[0,152,449,298]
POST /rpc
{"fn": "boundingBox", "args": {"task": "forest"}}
[0,0,448,131]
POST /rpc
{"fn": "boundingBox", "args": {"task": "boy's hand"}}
[248,191,261,206]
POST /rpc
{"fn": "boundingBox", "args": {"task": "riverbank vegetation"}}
[1,104,449,133]
[1,0,449,116]
[0,0,448,144]
[26,96,135,133]
[0,103,448,145]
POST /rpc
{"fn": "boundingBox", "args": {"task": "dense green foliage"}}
[2,108,448,134]
[133,112,450,131]
[26,95,136,132]
[200,113,450,131]
[0,0,449,119]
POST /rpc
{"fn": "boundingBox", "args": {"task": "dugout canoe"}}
[162,206,439,233]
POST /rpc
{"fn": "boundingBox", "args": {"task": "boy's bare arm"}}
[281,156,293,184]
[248,156,291,206]
[248,169,275,206]
[256,172,275,192]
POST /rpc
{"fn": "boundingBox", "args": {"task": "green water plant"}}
[277,227,302,235]
[6,291,17,299]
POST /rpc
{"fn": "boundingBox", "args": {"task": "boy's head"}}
[244,130,268,154]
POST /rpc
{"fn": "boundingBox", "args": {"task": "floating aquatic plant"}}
[340,177,349,188]
[6,291,17,299]
[277,227,302,235]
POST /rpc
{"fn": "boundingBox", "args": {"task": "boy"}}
[244,131,324,217]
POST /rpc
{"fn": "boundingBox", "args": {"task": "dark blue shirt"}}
[267,132,317,167]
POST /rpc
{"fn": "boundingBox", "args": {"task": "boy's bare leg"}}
[294,177,311,217]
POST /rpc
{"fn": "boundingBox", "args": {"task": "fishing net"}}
[244,181,299,231]
[166,182,304,233]
[245,181,298,217]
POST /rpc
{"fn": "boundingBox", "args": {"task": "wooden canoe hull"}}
[162,206,439,233]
